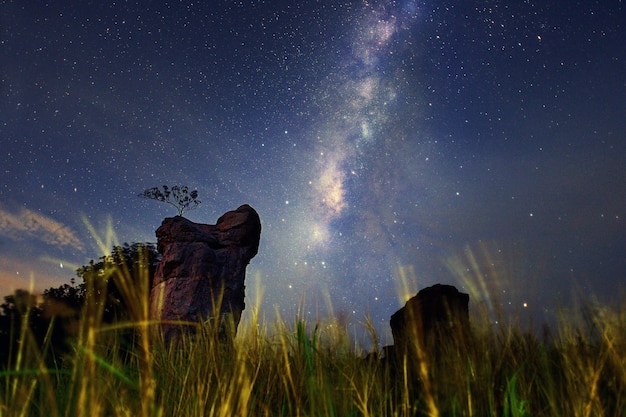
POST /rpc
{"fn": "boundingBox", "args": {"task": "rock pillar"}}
[149,204,261,342]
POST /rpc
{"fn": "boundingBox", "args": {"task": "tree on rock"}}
[140,185,200,216]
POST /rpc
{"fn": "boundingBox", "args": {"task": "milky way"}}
[1,1,624,341]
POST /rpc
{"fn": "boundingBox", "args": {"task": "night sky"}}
[1,1,624,340]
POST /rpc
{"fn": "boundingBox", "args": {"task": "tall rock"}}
[149,204,261,342]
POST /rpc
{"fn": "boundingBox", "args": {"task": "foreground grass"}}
[1,241,624,417]
[1,292,624,417]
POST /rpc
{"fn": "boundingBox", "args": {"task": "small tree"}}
[139,185,201,216]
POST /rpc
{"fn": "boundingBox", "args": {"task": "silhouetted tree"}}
[0,289,46,368]
[75,242,160,362]
[0,242,160,368]
[76,242,160,323]
[40,280,85,353]
[42,279,84,312]
[139,185,200,216]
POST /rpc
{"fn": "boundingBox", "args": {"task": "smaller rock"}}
[390,284,469,352]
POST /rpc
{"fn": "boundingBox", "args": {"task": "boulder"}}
[149,204,261,342]
[390,284,469,353]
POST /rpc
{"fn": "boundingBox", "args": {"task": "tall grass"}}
[1,254,624,416]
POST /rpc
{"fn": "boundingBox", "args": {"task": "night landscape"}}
[1,1,624,415]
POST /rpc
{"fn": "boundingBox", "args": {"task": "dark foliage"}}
[0,290,45,367]
[0,242,159,368]
[76,242,160,323]
[139,185,200,216]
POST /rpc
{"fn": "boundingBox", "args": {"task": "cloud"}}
[0,207,84,251]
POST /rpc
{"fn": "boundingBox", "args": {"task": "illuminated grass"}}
[1,223,623,416]
[1,283,624,417]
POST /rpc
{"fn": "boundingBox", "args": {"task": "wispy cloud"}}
[0,207,84,251]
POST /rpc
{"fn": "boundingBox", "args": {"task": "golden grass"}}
[1,283,624,417]
[1,235,624,416]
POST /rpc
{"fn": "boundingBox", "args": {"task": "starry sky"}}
[1,1,624,340]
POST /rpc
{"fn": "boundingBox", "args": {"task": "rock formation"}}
[149,204,261,343]
[383,284,471,417]
[390,284,470,354]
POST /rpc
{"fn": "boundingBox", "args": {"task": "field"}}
[1,236,624,417]
[1,282,624,417]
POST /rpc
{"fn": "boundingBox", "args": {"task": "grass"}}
[1,241,624,416]
[1,291,624,417]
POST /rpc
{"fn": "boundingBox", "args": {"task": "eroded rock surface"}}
[149,204,261,342]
